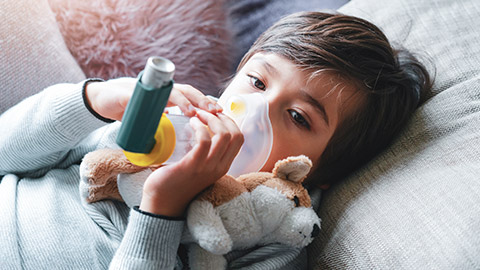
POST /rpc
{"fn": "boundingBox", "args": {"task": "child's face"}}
[219,53,363,174]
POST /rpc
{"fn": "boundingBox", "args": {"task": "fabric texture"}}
[309,0,480,269]
[225,0,349,72]
[0,0,85,114]
[0,82,184,269]
[48,0,233,97]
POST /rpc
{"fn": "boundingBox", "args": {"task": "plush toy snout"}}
[270,205,321,248]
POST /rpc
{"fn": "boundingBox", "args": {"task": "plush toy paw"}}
[187,200,233,255]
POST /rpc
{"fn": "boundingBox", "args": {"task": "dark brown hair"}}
[236,12,432,186]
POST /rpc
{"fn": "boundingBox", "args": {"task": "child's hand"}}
[167,83,223,117]
[85,78,137,121]
[85,79,222,121]
[139,110,244,217]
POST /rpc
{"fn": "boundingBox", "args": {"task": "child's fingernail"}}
[216,103,223,111]
[188,104,195,113]
[208,103,215,111]
[196,109,207,116]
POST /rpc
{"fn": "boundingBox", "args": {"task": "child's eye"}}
[288,109,311,130]
[248,75,266,90]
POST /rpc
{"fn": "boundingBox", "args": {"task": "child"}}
[0,12,431,269]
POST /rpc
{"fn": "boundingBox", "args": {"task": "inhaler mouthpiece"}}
[223,92,273,177]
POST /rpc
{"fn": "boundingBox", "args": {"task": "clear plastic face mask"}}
[222,92,273,177]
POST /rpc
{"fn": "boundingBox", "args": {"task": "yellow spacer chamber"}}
[123,114,176,167]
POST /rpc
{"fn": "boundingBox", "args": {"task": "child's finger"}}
[195,111,243,173]
[195,110,232,157]
[167,89,197,116]
[216,113,244,167]
[182,116,212,164]
[173,84,222,113]
[217,112,241,135]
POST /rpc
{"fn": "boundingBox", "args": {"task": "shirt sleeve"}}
[0,80,108,177]
[109,207,185,270]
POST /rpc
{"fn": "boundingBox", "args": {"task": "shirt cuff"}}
[133,206,185,221]
[110,207,184,269]
[81,78,115,123]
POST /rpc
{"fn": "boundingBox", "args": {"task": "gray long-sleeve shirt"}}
[0,81,316,269]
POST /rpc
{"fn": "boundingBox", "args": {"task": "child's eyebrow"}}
[301,91,330,126]
[251,57,280,77]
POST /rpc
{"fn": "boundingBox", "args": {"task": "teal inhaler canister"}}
[116,56,175,155]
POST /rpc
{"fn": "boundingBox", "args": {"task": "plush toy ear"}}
[272,155,313,183]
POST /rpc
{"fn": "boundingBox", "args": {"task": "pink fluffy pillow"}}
[48,0,232,96]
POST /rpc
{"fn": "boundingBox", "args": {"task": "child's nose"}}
[264,90,288,109]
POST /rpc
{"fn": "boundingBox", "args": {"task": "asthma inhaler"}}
[116,56,179,166]
[116,56,273,175]
[117,92,274,207]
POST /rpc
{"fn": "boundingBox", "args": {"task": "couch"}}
[310,0,480,268]
[1,0,478,269]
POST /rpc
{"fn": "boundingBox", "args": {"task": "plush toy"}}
[79,148,321,269]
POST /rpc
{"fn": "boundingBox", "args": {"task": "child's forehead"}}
[243,53,310,85]
[246,52,294,69]
[246,52,338,82]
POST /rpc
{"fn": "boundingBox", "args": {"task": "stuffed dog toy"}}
[80,149,321,269]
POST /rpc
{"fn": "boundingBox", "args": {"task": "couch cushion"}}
[309,0,480,268]
[0,0,86,114]
[48,0,232,97]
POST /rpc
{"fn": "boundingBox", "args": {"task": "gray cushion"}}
[0,0,85,114]
[309,0,480,268]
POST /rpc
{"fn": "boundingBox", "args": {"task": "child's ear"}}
[272,155,313,183]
